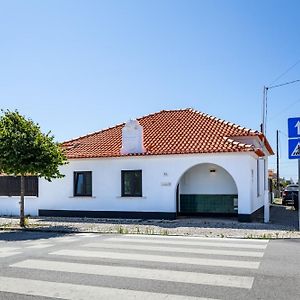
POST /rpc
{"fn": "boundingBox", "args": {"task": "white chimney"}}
[121,119,145,155]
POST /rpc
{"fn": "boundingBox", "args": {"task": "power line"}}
[268,79,300,90]
[269,97,300,120]
[262,79,300,135]
[269,58,300,85]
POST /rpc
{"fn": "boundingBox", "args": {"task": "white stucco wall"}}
[251,157,265,212]
[0,196,38,216]
[0,152,265,217]
[179,163,238,195]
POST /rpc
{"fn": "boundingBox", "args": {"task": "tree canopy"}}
[0,110,67,180]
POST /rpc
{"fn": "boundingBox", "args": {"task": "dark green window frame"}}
[74,171,92,197]
[121,170,142,197]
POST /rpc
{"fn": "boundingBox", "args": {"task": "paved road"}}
[0,231,299,299]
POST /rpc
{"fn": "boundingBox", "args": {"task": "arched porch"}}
[176,163,238,216]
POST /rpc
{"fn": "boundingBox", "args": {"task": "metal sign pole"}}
[287,117,300,231]
[298,159,300,230]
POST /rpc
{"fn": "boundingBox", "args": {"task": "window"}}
[0,176,38,197]
[74,171,92,197]
[121,170,142,197]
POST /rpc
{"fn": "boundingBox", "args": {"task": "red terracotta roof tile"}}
[62,108,274,159]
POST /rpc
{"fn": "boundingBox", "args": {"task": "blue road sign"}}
[288,117,300,138]
[288,138,300,159]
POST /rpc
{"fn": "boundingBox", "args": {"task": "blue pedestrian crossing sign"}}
[288,139,300,159]
[288,117,300,138]
[288,117,300,159]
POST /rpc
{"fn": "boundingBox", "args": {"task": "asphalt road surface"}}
[0,231,299,299]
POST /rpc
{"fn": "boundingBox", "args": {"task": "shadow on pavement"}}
[0,229,73,242]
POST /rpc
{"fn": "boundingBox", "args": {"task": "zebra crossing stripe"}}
[26,243,54,249]
[11,259,254,289]
[75,233,99,238]
[0,247,21,252]
[0,252,22,258]
[84,242,264,257]
[50,249,260,269]
[0,276,217,300]
[123,234,269,244]
[0,247,22,257]
[104,237,268,249]
[61,238,80,242]
[51,237,80,243]
[24,240,51,245]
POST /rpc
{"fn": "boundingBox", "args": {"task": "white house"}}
[0,109,273,222]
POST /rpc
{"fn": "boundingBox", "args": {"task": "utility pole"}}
[261,87,265,133]
[276,130,280,194]
[261,79,300,223]
[262,86,269,223]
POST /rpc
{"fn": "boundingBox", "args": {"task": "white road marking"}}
[26,243,54,249]
[50,249,260,269]
[105,237,268,249]
[51,237,79,243]
[75,233,99,238]
[0,247,21,252]
[0,276,216,300]
[84,242,264,257]
[11,259,254,289]
[0,252,22,258]
[123,234,269,244]
[24,240,52,245]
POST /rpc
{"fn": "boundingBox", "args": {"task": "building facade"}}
[0,109,273,222]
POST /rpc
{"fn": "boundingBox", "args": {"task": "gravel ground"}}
[0,215,299,239]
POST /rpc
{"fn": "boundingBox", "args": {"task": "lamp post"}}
[261,79,300,223]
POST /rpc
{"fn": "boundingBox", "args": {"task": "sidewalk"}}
[0,205,299,239]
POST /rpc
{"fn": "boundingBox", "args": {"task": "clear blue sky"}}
[0,0,299,181]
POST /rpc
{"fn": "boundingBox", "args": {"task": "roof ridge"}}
[190,108,259,134]
[63,108,194,144]
[137,108,193,119]
[63,107,262,148]
[63,122,125,145]
[62,107,274,159]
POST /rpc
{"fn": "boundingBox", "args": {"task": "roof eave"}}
[257,133,274,155]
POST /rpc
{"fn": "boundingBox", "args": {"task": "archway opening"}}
[176,163,238,217]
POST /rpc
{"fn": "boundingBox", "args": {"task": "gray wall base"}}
[39,209,176,220]
[39,207,264,223]
[238,206,264,223]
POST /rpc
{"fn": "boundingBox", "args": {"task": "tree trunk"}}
[20,175,25,227]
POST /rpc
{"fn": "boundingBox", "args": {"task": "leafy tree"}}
[0,110,67,227]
